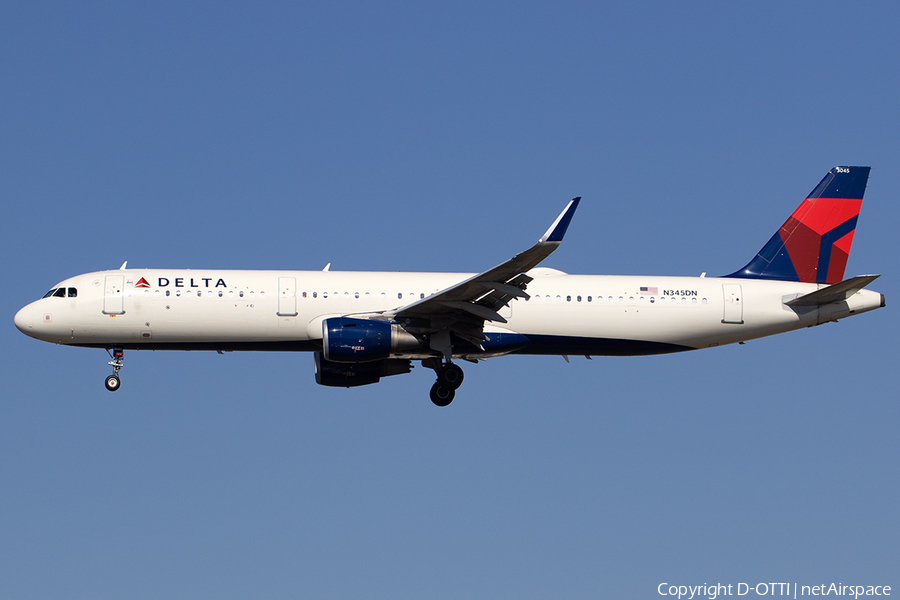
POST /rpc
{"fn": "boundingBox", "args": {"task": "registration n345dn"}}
[15,167,885,406]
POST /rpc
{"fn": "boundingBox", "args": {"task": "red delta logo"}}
[135,277,151,288]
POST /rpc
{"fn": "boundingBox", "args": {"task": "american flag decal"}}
[640,286,657,295]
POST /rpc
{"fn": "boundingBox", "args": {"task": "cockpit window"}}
[41,287,77,299]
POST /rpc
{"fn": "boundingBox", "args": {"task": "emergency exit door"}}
[277,277,298,316]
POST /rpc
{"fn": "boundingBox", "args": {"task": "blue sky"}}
[2,2,898,598]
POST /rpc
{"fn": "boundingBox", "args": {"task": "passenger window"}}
[68,288,77,298]
[218,291,223,297]
[312,292,317,298]
[239,291,245,298]
[587,296,592,302]
[576,296,581,302]
[354,292,360,299]
[302,291,307,298]
[176,290,181,297]
[702,298,707,305]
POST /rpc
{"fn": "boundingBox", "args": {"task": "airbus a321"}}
[15,166,885,406]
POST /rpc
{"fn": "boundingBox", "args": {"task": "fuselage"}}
[14,267,885,357]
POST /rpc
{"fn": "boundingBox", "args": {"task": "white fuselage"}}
[14,267,884,357]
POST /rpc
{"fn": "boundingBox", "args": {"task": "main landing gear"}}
[426,360,465,407]
[105,347,124,392]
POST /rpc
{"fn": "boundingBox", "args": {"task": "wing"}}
[384,197,581,357]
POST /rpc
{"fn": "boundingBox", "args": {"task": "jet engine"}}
[321,317,421,363]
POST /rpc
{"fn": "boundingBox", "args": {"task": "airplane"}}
[14,166,885,406]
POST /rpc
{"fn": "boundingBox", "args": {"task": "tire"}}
[438,363,464,390]
[430,383,455,407]
[105,374,121,392]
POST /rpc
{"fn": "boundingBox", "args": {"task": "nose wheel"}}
[105,348,124,392]
[105,374,121,391]
[427,361,465,407]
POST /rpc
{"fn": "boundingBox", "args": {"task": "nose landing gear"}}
[105,347,124,391]
[426,360,465,407]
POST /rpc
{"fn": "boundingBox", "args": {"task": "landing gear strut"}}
[105,347,124,392]
[426,360,465,407]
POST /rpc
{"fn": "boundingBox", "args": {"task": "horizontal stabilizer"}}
[785,274,880,307]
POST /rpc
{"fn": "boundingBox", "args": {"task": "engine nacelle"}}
[322,317,420,363]
[314,352,412,387]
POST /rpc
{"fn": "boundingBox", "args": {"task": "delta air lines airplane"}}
[14,167,885,406]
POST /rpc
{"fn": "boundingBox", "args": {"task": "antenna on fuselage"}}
[119,261,128,270]
[323,263,331,272]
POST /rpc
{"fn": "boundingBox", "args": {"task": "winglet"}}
[540,197,581,243]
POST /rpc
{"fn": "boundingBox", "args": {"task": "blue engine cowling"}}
[322,317,420,363]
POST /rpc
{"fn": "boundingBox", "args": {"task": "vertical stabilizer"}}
[726,166,870,283]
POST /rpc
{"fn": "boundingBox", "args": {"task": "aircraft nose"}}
[14,304,34,334]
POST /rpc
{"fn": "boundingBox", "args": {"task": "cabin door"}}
[103,275,125,315]
[722,284,743,324]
